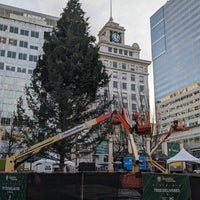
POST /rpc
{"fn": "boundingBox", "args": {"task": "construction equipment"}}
[5,109,141,173]
[133,111,151,136]
[148,119,186,173]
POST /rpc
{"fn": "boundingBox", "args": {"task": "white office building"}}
[98,18,151,117]
[0,4,58,126]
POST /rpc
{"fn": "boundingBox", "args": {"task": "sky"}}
[0,0,167,115]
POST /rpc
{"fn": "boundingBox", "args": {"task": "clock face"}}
[111,32,121,43]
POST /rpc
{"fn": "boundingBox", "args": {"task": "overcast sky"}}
[0,0,167,59]
[0,0,167,115]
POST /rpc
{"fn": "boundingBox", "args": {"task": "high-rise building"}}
[96,17,151,166]
[0,4,58,126]
[150,0,200,153]
[98,18,151,117]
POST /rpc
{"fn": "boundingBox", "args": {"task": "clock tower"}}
[98,18,125,44]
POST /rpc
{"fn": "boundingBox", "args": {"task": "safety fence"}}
[0,172,200,200]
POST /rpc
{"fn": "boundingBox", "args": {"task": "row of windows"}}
[162,97,200,113]
[107,47,139,58]
[113,93,145,111]
[113,92,142,101]
[160,104,200,120]
[0,50,38,62]
[0,37,38,50]
[160,90,200,109]
[112,81,145,92]
[112,72,144,83]
[102,60,147,73]
[0,62,33,74]
[161,112,200,132]
[0,23,39,38]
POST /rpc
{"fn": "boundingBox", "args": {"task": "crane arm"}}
[149,120,185,157]
[112,109,139,162]
[5,112,113,172]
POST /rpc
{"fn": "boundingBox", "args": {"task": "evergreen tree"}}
[16,0,111,171]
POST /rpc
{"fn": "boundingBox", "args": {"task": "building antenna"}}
[110,0,113,21]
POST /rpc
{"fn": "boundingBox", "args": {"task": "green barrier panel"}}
[142,173,191,200]
[0,173,28,200]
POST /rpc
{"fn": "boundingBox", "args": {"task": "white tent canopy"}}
[167,148,200,164]
[33,158,75,167]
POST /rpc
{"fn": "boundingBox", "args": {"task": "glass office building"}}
[151,0,200,100]
[150,0,200,152]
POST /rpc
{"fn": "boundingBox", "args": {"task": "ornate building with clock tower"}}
[98,17,151,118]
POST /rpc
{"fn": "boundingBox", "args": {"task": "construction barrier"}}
[0,172,200,199]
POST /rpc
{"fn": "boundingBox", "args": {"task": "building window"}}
[131,94,136,101]
[18,53,27,60]
[139,66,143,72]
[131,75,135,81]
[122,73,127,80]
[114,48,117,53]
[140,85,144,92]
[1,117,11,126]
[131,84,135,91]
[140,95,145,104]
[139,76,144,83]
[113,71,118,79]
[28,69,33,74]
[29,55,38,62]
[0,50,5,57]
[0,37,6,44]
[132,104,136,111]
[30,45,38,50]
[10,26,18,34]
[17,67,26,73]
[129,51,133,56]
[8,39,17,46]
[108,47,112,52]
[7,51,16,59]
[130,65,135,71]
[0,62,4,70]
[19,40,28,48]
[122,82,127,90]
[122,92,127,101]
[119,49,122,54]
[124,50,128,55]
[123,103,128,108]
[113,92,118,99]
[31,31,39,38]
[0,24,8,31]
[113,61,117,68]
[113,81,118,89]
[20,29,29,36]
[6,65,15,71]
[122,63,126,70]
